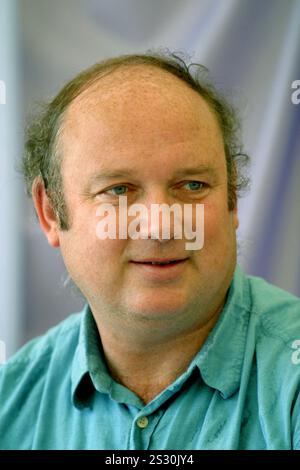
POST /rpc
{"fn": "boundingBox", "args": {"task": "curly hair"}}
[22,51,250,229]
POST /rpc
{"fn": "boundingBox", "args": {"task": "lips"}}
[130,258,188,266]
[129,257,189,281]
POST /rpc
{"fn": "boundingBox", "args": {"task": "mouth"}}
[130,258,188,267]
[129,257,189,281]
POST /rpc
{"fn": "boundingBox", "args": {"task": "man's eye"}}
[106,185,129,196]
[182,181,204,191]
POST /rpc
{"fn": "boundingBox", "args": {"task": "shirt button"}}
[136,416,149,429]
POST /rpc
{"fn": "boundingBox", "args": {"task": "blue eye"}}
[108,185,129,196]
[183,181,204,191]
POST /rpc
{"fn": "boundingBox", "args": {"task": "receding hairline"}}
[64,62,211,116]
[59,62,224,154]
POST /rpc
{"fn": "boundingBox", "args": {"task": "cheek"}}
[61,210,127,277]
[79,234,126,267]
[62,237,129,302]
[202,200,236,245]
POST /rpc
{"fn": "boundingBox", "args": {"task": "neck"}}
[94,306,223,404]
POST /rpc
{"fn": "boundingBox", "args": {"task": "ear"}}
[32,177,60,247]
[233,205,239,230]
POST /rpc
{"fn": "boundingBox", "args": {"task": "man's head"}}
[24,52,249,339]
[23,52,249,229]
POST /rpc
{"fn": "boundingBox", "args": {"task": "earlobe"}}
[32,177,60,247]
[233,206,239,230]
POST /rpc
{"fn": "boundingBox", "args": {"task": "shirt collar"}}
[71,304,110,408]
[71,265,251,407]
[192,265,251,398]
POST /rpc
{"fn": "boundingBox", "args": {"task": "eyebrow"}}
[84,170,138,192]
[85,166,218,191]
[171,166,218,178]
[88,170,137,184]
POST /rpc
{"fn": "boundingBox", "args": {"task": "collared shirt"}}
[1,266,300,450]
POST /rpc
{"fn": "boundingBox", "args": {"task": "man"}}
[1,52,300,450]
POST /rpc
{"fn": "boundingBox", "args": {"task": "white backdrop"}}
[1,0,300,356]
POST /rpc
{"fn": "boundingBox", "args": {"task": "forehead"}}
[63,65,221,135]
[68,65,203,109]
[59,65,225,174]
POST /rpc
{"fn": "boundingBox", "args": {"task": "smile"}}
[129,258,189,281]
[131,258,188,266]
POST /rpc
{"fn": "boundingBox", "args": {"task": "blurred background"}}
[1,0,300,358]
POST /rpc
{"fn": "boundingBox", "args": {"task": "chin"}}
[128,298,188,319]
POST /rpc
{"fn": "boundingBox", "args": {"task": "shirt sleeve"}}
[292,387,300,449]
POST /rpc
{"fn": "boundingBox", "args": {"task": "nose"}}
[131,189,183,243]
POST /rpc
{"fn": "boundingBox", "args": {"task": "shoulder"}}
[245,273,300,394]
[243,275,300,447]
[1,311,82,373]
[0,311,82,449]
[247,273,300,338]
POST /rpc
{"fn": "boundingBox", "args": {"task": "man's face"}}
[56,66,238,335]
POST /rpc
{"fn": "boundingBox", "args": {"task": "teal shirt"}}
[1,266,300,450]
